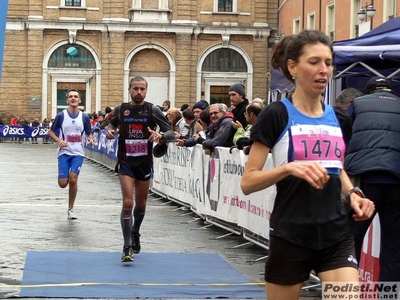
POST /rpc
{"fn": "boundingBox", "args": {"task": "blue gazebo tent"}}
[333,17,400,96]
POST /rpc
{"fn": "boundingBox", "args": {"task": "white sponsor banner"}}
[153,143,204,210]
[237,151,276,237]
[153,145,276,240]
[217,147,276,238]
[216,148,247,224]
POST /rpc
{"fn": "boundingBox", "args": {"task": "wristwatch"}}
[345,187,365,204]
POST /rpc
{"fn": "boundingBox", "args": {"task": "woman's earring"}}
[292,75,296,80]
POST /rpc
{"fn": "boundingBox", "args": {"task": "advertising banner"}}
[0,125,50,139]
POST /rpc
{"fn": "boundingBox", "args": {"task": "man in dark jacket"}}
[344,76,400,281]
[228,82,249,144]
[202,103,233,155]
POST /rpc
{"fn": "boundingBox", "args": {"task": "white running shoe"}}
[68,209,77,220]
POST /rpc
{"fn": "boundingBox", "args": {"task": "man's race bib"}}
[291,124,344,169]
[67,134,82,143]
[125,139,148,157]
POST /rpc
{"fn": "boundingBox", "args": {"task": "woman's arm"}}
[339,169,375,221]
[241,141,288,194]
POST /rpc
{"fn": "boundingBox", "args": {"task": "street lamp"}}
[268,31,285,47]
[358,3,376,30]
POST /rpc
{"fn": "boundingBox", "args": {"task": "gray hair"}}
[210,103,227,113]
[335,88,363,107]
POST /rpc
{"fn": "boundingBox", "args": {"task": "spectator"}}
[162,100,171,116]
[90,113,98,127]
[241,30,374,300]
[176,101,209,147]
[228,83,249,145]
[93,114,104,131]
[21,117,31,144]
[180,103,189,112]
[201,103,234,155]
[10,115,18,143]
[251,97,266,107]
[42,117,51,144]
[193,101,209,134]
[344,76,400,281]
[167,107,189,139]
[100,107,113,130]
[334,88,362,152]
[335,87,363,112]
[10,114,18,126]
[232,101,263,153]
[193,107,211,144]
[178,108,195,140]
[104,106,112,117]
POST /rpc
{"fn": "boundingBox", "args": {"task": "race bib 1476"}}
[291,124,344,169]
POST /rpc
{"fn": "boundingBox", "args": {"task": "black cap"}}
[365,77,391,94]
[192,101,208,111]
[153,143,168,158]
[229,83,246,97]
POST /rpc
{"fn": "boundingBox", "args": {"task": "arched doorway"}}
[42,41,101,118]
[124,44,176,106]
[197,45,253,104]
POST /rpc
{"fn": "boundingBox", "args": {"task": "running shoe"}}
[131,234,141,254]
[68,209,77,220]
[121,246,134,262]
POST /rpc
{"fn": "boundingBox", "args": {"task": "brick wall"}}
[0,0,277,119]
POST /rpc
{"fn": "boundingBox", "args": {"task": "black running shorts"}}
[264,235,357,285]
[117,163,152,181]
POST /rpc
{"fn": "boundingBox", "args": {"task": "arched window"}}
[202,48,247,72]
[48,45,96,69]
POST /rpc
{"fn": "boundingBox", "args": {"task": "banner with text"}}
[153,144,205,212]
[84,129,119,161]
[0,125,50,139]
[153,145,276,240]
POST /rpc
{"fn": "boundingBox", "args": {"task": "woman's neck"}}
[291,92,323,117]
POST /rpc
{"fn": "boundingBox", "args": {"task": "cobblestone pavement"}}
[0,142,321,299]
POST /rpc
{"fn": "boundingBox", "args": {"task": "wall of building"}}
[0,0,278,121]
[278,0,399,41]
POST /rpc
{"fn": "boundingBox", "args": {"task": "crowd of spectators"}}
[154,83,267,156]
[1,93,266,150]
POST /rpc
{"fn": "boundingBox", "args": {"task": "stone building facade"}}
[1,0,278,120]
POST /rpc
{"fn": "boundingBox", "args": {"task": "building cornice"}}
[6,19,271,37]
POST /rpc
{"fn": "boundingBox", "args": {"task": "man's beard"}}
[132,94,144,103]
